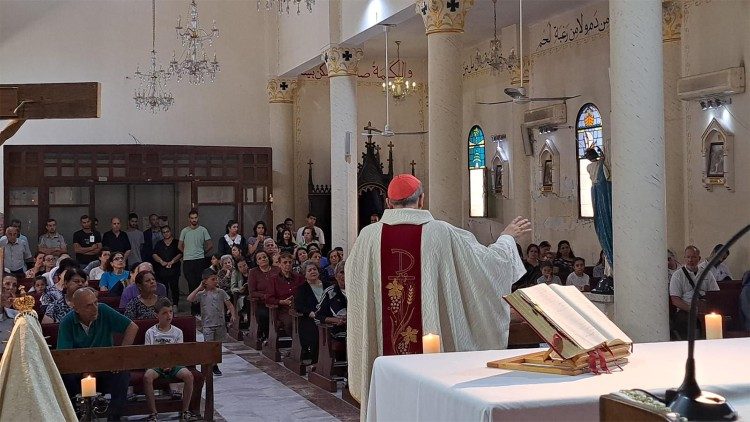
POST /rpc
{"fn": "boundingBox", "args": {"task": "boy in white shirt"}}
[143,298,198,422]
[566,257,590,290]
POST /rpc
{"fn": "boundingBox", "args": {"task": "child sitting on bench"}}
[143,298,198,422]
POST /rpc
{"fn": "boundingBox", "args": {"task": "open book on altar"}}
[489,284,632,375]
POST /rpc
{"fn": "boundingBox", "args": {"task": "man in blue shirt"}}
[58,288,138,420]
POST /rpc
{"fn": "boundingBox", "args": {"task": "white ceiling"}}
[362,0,605,59]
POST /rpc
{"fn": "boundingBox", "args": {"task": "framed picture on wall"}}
[707,142,725,177]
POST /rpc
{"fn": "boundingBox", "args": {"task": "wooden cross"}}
[1,82,100,144]
[410,160,417,176]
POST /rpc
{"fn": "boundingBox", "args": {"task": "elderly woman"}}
[217,254,238,295]
[294,260,331,363]
[42,268,87,323]
[248,250,279,341]
[315,260,347,341]
[119,262,167,308]
[124,270,162,320]
[323,249,343,282]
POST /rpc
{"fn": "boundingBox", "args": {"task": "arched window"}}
[467,125,487,217]
[575,104,603,218]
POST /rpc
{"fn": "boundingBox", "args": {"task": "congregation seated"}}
[119,262,165,308]
[294,260,331,363]
[216,254,239,297]
[58,287,139,420]
[247,250,279,342]
[86,247,111,280]
[142,298,199,421]
[537,261,562,285]
[699,243,733,282]
[315,260,347,341]
[552,240,576,283]
[124,270,166,320]
[512,243,541,291]
[669,245,719,339]
[566,257,590,291]
[266,252,304,337]
[99,251,130,295]
[42,268,87,323]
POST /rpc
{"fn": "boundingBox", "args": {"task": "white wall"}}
[0,0,272,205]
[340,0,416,42]
[682,0,750,275]
[277,0,332,75]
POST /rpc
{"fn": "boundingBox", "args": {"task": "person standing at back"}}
[126,213,145,269]
[102,217,132,262]
[179,209,213,315]
[142,213,164,265]
[73,215,102,266]
[38,218,67,257]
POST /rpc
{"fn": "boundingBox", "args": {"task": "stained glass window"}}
[468,125,486,169]
[467,125,487,217]
[575,103,603,218]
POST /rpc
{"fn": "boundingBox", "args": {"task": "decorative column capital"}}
[321,46,364,77]
[267,78,297,103]
[662,0,682,42]
[416,0,475,35]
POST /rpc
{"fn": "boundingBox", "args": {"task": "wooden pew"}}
[308,323,347,392]
[228,293,244,341]
[243,297,262,350]
[262,305,292,362]
[282,310,307,375]
[43,316,213,418]
[51,342,221,421]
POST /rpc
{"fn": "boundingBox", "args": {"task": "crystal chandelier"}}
[133,0,174,113]
[382,41,418,101]
[258,0,316,15]
[170,0,220,84]
[473,0,518,73]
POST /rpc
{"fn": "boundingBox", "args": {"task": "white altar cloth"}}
[367,338,750,421]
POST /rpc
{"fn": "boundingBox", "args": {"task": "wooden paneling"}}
[0,82,100,119]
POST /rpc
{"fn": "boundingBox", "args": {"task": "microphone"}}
[665,225,747,420]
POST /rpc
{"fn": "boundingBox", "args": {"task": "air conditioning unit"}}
[677,67,745,100]
[523,103,567,127]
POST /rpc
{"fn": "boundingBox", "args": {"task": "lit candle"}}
[705,313,723,340]
[422,333,441,354]
[81,375,96,397]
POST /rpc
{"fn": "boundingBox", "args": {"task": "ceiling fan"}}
[362,24,428,139]
[477,0,579,105]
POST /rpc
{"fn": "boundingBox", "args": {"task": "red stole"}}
[380,224,423,355]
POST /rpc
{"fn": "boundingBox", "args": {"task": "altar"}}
[366,338,750,421]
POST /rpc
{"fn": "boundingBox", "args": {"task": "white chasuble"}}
[346,208,525,418]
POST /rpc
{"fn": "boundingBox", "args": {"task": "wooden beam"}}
[50,342,222,374]
[0,82,100,119]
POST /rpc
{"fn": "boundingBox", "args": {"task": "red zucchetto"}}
[387,174,422,200]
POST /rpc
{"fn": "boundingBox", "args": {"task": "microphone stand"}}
[665,225,747,420]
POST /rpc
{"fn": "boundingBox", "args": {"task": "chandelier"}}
[133,0,174,113]
[473,0,518,73]
[382,41,418,101]
[258,0,316,15]
[170,0,220,84]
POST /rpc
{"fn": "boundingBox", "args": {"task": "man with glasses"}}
[153,225,182,309]
[73,215,102,266]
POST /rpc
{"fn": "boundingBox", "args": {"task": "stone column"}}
[417,0,475,226]
[610,0,668,342]
[267,78,298,226]
[323,46,363,253]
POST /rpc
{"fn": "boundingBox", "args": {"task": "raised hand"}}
[501,216,532,239]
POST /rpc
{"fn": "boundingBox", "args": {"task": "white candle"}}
[81,375,96,397]
[422,333,441,354]
[705,313,723,340]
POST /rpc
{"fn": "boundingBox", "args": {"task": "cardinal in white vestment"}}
[346,174,531,416]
